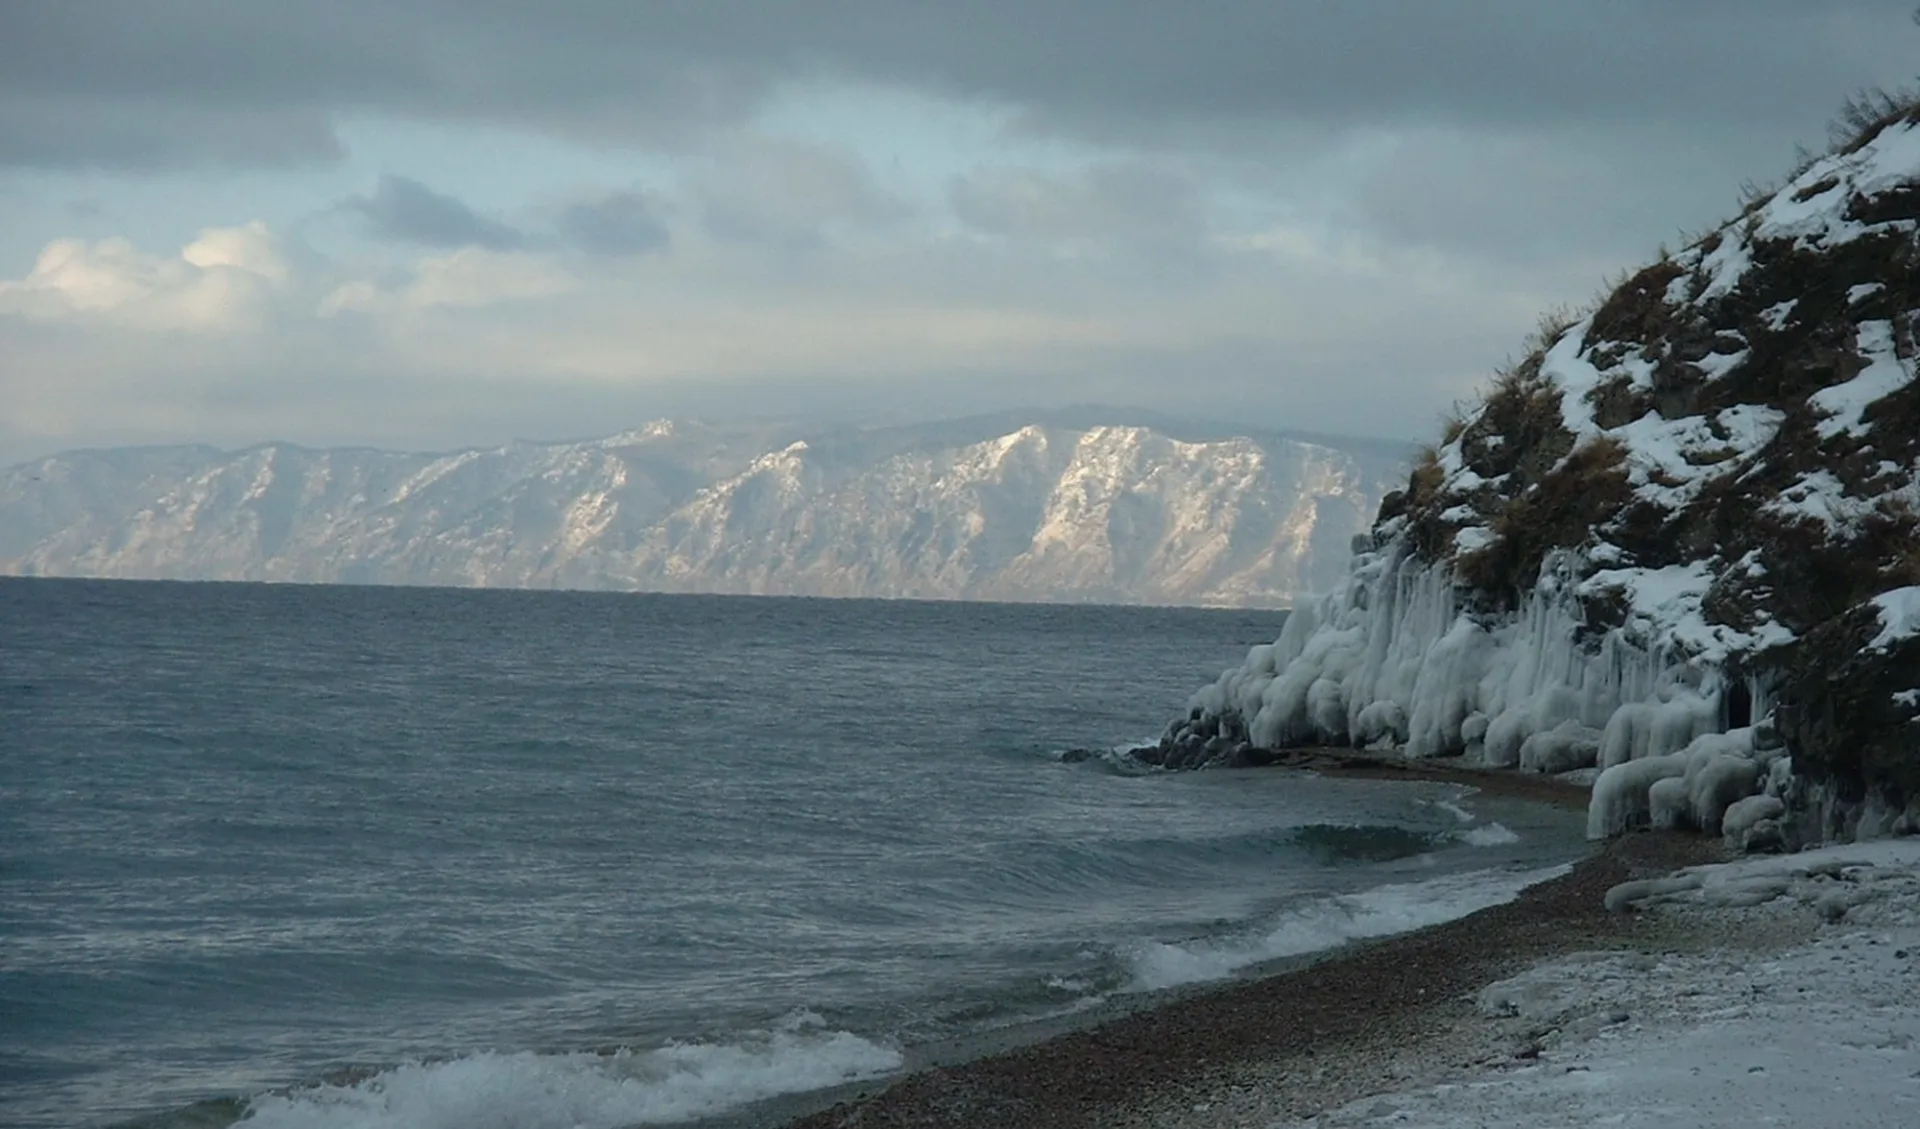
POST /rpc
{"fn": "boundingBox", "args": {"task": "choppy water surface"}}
[0,579,1587,1128]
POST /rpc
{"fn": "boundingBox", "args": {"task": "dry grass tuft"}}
[1735,84,1919,215]
[1406,444,1444,506]
[1829,85,1920,154]
[1454,437,1632,603]
[1589,260,1687,347]
[1876,497,1920,587]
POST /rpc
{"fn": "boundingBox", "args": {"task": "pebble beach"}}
[774,758,1920,1129]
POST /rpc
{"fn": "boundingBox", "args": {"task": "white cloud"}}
[320,248,579,316]
[0,140,1592,466]
[315,279,381,318]
[181,221,292,282]
[407,249,576,309]
[0,221,288,332]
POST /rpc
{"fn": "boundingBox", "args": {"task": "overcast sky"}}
[2,1,1916,464]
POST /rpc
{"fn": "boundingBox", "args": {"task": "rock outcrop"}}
[1160,103,1920,844]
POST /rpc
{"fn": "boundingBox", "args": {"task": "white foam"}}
[1126,864,1568,991]
[237,1027,902,1129]
[1463,822,1521,847]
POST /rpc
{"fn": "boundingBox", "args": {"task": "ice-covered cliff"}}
[0,412,1406,608]
[1164,104,1920,846]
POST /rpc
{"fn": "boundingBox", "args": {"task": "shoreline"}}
[757,823,1722,1129]
[1241,746,1595,812]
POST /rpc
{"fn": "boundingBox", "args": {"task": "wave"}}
[1124,864,1570,991]
[1285,822,1447,863]
[233,1019,899,1129]
[1461,822,1521,846]
[1425,792,1523,847]
[1042,740,1162,776]
[920,820,1457,917]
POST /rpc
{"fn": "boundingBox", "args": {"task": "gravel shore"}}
[1244,747,1596,812]
[775,759,1725,1129]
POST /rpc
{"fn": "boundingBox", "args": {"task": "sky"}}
[2,2,1917,465]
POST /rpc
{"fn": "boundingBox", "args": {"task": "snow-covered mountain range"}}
[1160,100,1920,845]
[0,410,1409,607]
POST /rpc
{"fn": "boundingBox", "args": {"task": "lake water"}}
[0,578,1587,1129]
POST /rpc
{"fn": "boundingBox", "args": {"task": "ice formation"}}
[1164,110,1920,845]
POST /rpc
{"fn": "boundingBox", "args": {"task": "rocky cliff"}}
[0,412,1406,608]
[1161,102,1920,846]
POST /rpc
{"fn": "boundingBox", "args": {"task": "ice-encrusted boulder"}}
[1160,103,1920,845]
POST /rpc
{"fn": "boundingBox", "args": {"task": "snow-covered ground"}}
[1281,840,1920,1129]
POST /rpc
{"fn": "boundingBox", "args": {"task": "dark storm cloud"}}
[556,191,671,257]
[343,174,526,250]
[3,1,1916,169]
[0,98,345,171]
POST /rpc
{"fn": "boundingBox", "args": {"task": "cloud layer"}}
[4,2,1918,463]
[6,2,1915,170]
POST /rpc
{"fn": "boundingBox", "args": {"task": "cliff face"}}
[0,415,1406,609]
[1168,108,1920,845]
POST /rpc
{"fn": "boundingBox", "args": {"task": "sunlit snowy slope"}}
[0,412,1406,607]
[1165,105,1920,844]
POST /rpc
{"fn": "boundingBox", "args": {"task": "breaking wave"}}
[1462,821,1521,846]
[235,1020,899,1129]
[1124,863,1570,991]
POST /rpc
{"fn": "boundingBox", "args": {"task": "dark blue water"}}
[0,579,1586,1129]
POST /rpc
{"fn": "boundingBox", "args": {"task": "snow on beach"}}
[1276,840,1920,1129]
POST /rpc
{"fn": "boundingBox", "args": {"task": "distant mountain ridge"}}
[0,412,1411,607]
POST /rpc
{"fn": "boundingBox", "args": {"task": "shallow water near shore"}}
[1,578,1590,1129]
